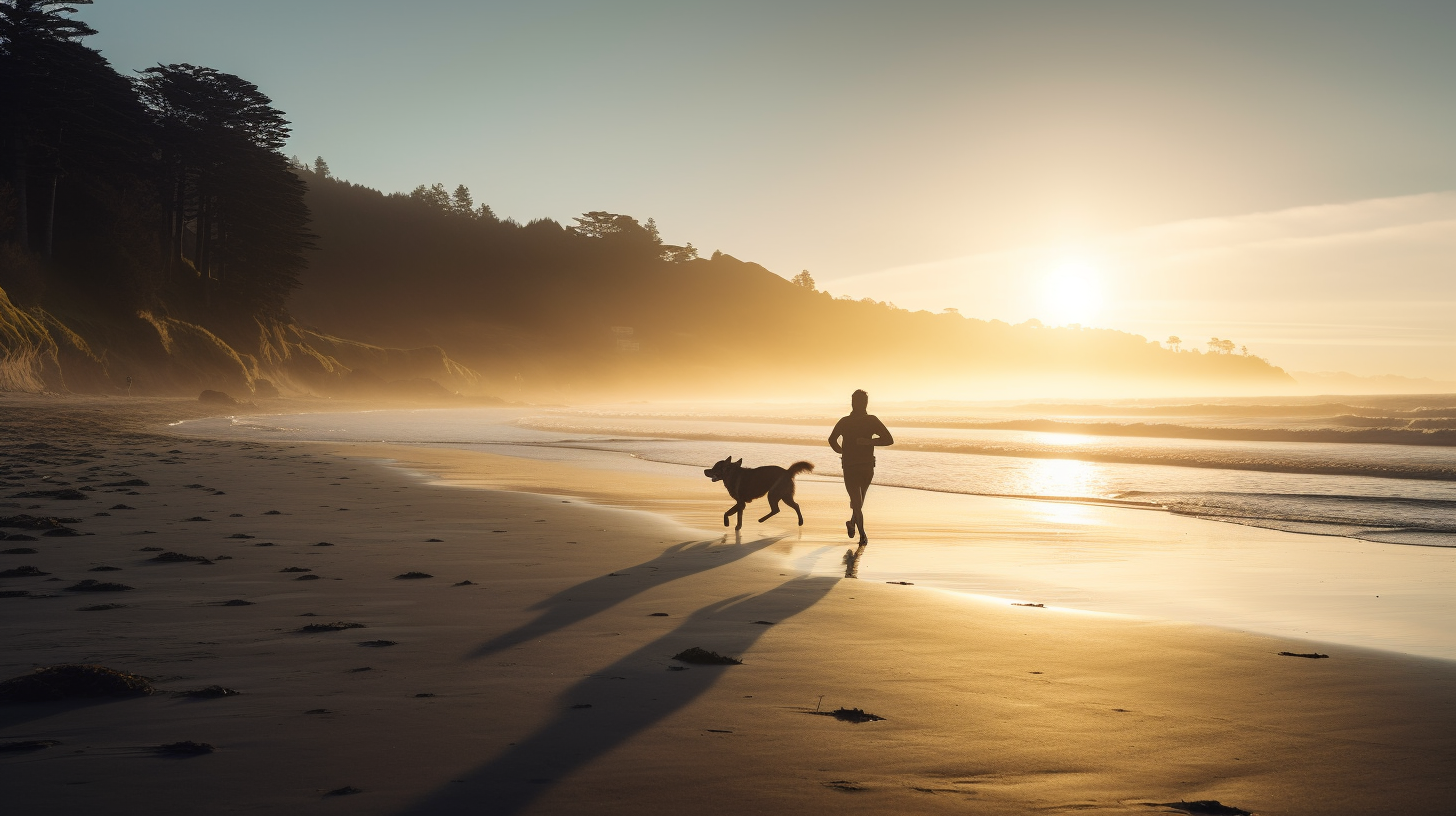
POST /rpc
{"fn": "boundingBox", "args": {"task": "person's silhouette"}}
[827,389,893,545]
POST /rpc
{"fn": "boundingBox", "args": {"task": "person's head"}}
[851,389,868,412]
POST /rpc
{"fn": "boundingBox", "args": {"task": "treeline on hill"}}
[0,1,474,398]
[292,167,1294,399]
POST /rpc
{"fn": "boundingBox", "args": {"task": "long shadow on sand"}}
[468,534,782,660]
[402,576,838,815]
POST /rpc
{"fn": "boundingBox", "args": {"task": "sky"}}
[85,1,1456,380]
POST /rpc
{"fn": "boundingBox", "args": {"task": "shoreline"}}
[4,396,1455,814]
[163,409,1456,661]
[172,407,1456,553]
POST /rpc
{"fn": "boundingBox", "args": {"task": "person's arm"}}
[828,419,845,454]
[867,416,894,447]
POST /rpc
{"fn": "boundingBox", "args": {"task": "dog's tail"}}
[786,461,814,478]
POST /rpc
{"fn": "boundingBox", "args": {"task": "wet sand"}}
[3,396,1455,815]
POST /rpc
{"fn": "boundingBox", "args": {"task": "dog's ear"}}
[734,458,743,466]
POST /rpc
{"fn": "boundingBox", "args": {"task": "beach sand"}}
[2,396,1454,815]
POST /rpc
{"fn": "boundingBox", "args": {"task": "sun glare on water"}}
[1040,258,1102,327]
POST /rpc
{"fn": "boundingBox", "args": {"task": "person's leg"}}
[846,467,872,542]
[842,471,859,537]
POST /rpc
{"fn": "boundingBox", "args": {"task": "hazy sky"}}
[87,1,1456,379]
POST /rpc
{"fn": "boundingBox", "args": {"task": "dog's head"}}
[703,456,742,482]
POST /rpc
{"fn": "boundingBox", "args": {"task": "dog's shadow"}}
[466,535,782,659]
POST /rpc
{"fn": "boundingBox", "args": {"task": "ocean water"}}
[180,402,1456,549]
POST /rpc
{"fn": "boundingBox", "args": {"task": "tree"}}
[312,155,330,178]
[571,211,654,242]
[1,0,142,258]
[660,242,697,263]
[1166,335,1181,352]
[135,63,311,315]
[791,270,815,290]
[451,184,473,216]
[1207,337,1235,354]
[407,182,451,211]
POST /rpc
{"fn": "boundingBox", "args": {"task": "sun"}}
[1040,258,1102,326]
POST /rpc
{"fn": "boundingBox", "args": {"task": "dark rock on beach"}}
[0,664,153,702]
[672,647,742,665]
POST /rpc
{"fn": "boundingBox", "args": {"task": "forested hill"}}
[292,170,1294,400]
[0,1,478,399]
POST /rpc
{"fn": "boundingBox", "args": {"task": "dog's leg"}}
[735,503,745,530]
[758,497,781,523]
[725,501,745,528]
[784,496,803,526]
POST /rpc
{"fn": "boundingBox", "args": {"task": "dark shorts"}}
[842,462,875,483]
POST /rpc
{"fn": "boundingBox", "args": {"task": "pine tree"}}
[135,63,311,315]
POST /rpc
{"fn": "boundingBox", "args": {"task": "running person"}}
[828,389,894,545]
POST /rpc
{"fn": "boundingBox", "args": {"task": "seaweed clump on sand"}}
[0,565,50,577]
[178,686,240,698]
[65,579,134,592]
[1158,802,1252,816]
[671,647,742,665]
[298,621,365,633]
[812,707,885,723]
[156,741,214,755]
[151,552,212,564]
[0,664,154,702]
[0,739,63,752]
[395,572,433,579]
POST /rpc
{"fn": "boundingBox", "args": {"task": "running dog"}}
[703,456,814,530]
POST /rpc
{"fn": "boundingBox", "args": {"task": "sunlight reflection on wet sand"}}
[340,441,1456,661]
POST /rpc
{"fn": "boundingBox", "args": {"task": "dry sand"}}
[2,395,1454,815]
